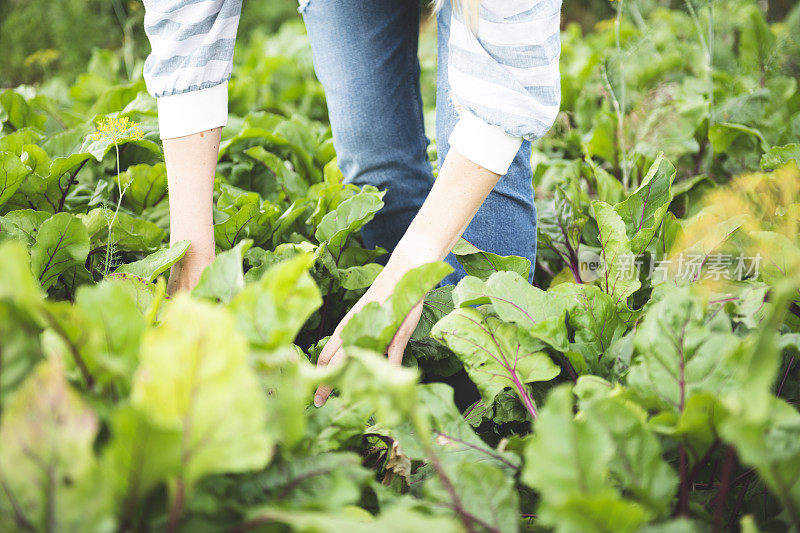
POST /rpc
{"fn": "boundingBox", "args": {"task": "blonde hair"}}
[433,0,480,32]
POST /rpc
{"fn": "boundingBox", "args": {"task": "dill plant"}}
[87,115,144,276]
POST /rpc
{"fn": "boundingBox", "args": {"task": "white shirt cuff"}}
[156,81,229,140]
[448,112,523,175]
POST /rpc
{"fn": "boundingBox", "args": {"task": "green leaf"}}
[0,358,110,532]
[613,154,676,255]
[101,405,182,516]
[240,503,461,533]
[0,240,44,305]
[551,282,634,373]
[119,163,168,213]
[115,240,191,282]
[0,150,30,208]
[213,186,280,250]
[368,383,518,470]
[30,212,90,290]
[521,385,651,533]
[592,200,642,304]
[412,285,454,340]
[574,381,678,517]
[431,306,560,408]
[760,143,800,171]
[0,209,50,246]
[341,262,452,353]
[423,460,520,533]
[131,294,273,488]
[719,396,800,526]
[192,239,252,304]
[451,238,531,281]
[234,452,372,511]
[338,263,383,290]
[230,252,322,349]
[315,186,385,258]
[80,207,166,254]
[537,186,588,264]
[271,198,313,247]
[626,286,738,413]
[73,279,147,386]
[452,271,570,352]
[323,346,420,427]
[0,89,47,131]
[709,122,768,156]
[245,145,308,201]
[3,148,87,214]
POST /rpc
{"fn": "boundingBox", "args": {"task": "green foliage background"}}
[1,0,800,532]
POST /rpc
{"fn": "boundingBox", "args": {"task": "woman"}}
[141,0,562,407]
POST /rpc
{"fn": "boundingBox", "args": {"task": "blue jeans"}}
[300,0,538,287]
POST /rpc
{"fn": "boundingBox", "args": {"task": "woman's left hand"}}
[312,247,427,407]
[312,148,504,408]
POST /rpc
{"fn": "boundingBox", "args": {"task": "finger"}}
[314,346,346,407]
[387,300,424,366]
[316,290,379,367]
[316,336,341,367]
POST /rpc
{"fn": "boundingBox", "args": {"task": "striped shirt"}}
[141,0,562,175]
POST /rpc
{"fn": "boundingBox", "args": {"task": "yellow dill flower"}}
[89,116,145,143]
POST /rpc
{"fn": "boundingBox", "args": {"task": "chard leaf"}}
[80,207,166,253]
[341,261,452,353]
[229,252,322,349]
[760,143,800,171]
[239,503,461,533]
[131,294,273,488]
[0,358,111,531]
[76,279,145,366]
[521,385,651,533]
[192,239,252,304]
[234,452,372,511]
[537,186,588,268]
[626,286,738,413]
[245,145,308,201]
[0,89,47,131]
[613,154,676,255]
[323,346,420,427]
[719,396,800,524]
[592,200,642,305]
[0,209,50,246]
[452,271,570,352]
[413,285,454,340]
[0,150,30,208]
[337,262,383,290]
[114,240,191,282]
[574,380,678,517]
[431,306,560,411]
[423,460,520,533]
[31,212,90,290]
[119,162,168,213]
[213,189,280,250]
[550,282,634,373]
[101,405,182,515]
[315,186,385,258]
[0,301,43,405]
[367,383,518,470]
[451,237,531,281]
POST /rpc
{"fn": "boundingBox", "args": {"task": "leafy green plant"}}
[1,3,800,532]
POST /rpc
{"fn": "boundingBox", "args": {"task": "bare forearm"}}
[162,126,222,292]
[388,149,502,275]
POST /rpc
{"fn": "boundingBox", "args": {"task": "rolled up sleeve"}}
[142,0,243,139]
[446,0,563,174]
